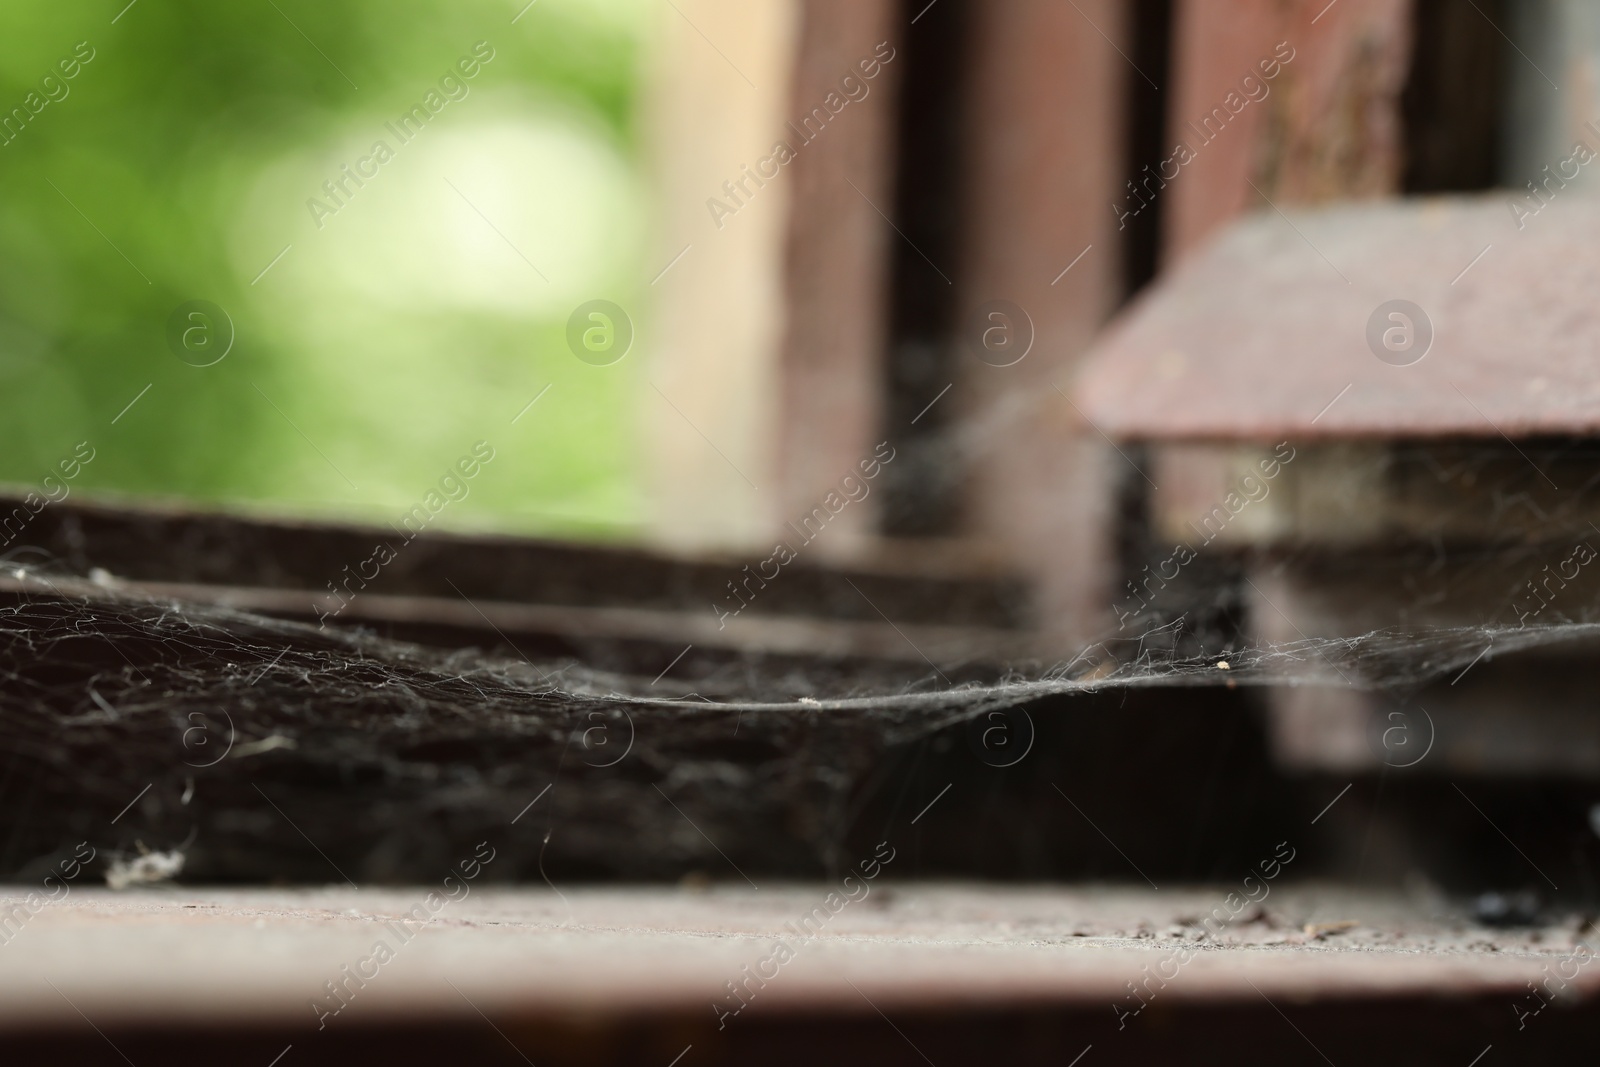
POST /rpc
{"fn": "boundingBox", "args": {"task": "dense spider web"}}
[4,437,1600,884]
[1,540,1591,887]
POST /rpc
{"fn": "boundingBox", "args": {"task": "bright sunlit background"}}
[0,0,652,539]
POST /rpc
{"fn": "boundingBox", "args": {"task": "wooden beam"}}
[1163,0,1413,262]
[773,0,904,560]
[956,0,1131,643]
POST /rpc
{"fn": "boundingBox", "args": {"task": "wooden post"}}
[1504,0,1600,193]
[643,1,903,562]
[955,0,1131,645]
[643,0,801,554]
[772,0,903,560]
[1163,0,1413,263]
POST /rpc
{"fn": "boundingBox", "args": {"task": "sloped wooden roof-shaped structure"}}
[1075,196,1600,442]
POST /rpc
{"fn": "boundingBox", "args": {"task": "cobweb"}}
[2,540,1594,887]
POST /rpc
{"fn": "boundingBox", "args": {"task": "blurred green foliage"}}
[0,0,651,539]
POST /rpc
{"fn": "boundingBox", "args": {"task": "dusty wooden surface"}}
[1,883,1592,1032]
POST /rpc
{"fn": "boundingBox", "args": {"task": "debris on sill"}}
[1304,920,1361,940]
[105,843,186,890]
